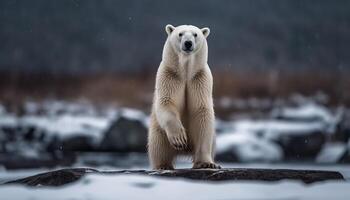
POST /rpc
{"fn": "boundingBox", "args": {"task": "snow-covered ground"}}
[0,169,349,200]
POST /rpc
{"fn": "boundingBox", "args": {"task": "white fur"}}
[148,25,220,170]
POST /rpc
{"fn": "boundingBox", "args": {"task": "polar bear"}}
[148,24,220,170]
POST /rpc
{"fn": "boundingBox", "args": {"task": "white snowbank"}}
[119,107,149,127]
[20,114,112,143]
[215,100,345,162]
[0,174,349,200]
[218,97,272,109]
[0,114,17,127]
[0,101,152,144]
[271,102,344,134]
[233,119,325,138]
[316,143,348,163]
[215,117,327,162]
[272,103,334,121]
[216,132,283,162]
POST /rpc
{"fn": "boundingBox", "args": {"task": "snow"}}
[316,143,348,163]
[119,107,149,127]
[20,114,112,143]
[119,108,146,121]
[0,173,349,200]
[0,114,17,127]
[272,103,334,121]
[215,119,326,161]
[0,104,6,115]
[0,101,153,157]
[0,98,348,163]
[214,101,346,162]
[40,100,99,116]
[0,101,152,144]
[216,132,283,162]
[271,102,345,134]
[233,119,325,138]
[218,97,273,110]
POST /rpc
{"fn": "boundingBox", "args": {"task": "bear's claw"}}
[168,126,188,151]
[155,165,174,170]
[192,162,221,169]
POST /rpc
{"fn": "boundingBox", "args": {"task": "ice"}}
[0,173,349,200]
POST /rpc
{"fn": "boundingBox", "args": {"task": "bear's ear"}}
[165,24,175,35]
[201,27,210,38]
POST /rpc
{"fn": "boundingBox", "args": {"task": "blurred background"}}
[0,0,350,171]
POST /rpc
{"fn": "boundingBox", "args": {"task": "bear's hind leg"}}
[188,107,221,169]
[148,123,176,170]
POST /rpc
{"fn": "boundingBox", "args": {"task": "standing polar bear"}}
[148,24,220,170]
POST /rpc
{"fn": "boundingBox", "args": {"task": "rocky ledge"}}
[4,168,344,186]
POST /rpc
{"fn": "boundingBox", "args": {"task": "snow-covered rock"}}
[21,114,112,143]
[271,102,343,135]
[216,132,283,162]
[272,103,333,122]
[1,98,349,167]
[216,118,327,161]
[0,101,151,165]
[316,143,348,163]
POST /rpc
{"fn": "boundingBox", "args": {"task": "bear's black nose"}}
[184,41,192,49]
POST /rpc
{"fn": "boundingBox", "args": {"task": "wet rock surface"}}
[4,167,344,187]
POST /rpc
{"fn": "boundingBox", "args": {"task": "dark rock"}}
[5,168,96,186]
[339,146,350,163]
[4,167,344,187]
[334,113,350,142]
[100,116,147,152]
[62,136,96,151]
[0,153,76,169]
[278,131,326,160]
[23,126,36,141]
[47,135,96,152]
[215,151,239,163]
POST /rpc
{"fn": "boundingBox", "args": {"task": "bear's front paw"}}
[192,162,221,169]
[167,126,188,151]
[154,165,174,170]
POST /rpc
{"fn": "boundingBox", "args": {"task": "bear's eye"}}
[194,33,197,37]
[179,33,183,37]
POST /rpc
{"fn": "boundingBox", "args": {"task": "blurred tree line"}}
[0,0,349,74]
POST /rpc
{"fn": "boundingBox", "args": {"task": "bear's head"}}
[165,24,210,55]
